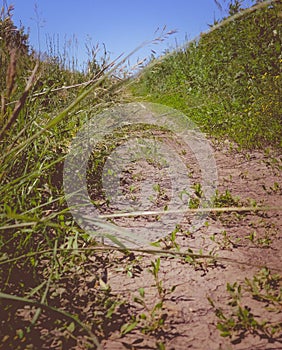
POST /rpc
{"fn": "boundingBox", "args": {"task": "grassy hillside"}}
[132,1,282,149]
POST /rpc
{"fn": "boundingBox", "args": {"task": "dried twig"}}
[0,62,39,140]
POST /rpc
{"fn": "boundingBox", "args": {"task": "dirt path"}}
[4,119,281,350]
[100,139,282,350]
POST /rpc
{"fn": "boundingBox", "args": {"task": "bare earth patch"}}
[2,138,281,350]
[100,139,282,350]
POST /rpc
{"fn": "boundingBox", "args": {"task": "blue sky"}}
[4,0,251,71]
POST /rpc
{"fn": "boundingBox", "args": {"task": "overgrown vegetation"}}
[132,0,282,148]
[0,5,132,349]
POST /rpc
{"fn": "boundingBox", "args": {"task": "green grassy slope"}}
[132,1,282,149]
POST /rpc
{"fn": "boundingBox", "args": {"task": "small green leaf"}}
[138,288,145,298]
[67,322,75,333]
[99,278,109,291]
[157,341,166,350]
[153,301,163,311]
[120,321,138,335]
[150,241,161,247]
[220,330,231,337]
[16,329,24,340]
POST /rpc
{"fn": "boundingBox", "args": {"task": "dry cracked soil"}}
[98,137,282,350]
[2,133,281,350]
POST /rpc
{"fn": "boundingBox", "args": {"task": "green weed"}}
[210,230,241,250]
[123,258,177,335]
[208,268,282,343]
